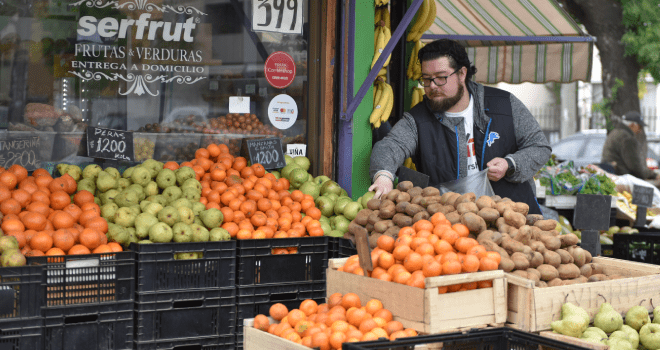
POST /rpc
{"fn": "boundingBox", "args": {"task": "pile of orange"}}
[0,165,122,257]
[253,293,417,349]
[171,143,325,240]
[339,212,500,292]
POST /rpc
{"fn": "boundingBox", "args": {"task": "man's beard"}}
[427,83,464,113]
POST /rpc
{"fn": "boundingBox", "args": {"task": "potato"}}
[411,195,424,206]
[571,247,587,267]
[491,195,502,202]
[420,196,442,208]
[373,221,390,233]
[366,198,381,210]
[556,249,574,264]
[481,240,509,259]
[476,196,495,210]
[534,219,558,231]
[460,212,487,233]
[477,208,500,222]
[522,246,534,261]
[537,281,548,288]
[560,234,579,248]
[407,187,423,198]
[585,250,593,264]
[526,268,541,280]
[396,181,413,192]
[495,217,507,229]
[477,230,502,245]
[368,233,382,249]
[526,214,544,226]
[395,201,410,213]
[348,222,369,237]
[422,187,440,197]
[503,209,526,229]
[548,278,564,287]
[412,211,430,223]
[499,197,513,203]
[529,240,547,254]
[511,270,529,279]
[354,209,372,226]
[501,237,525,254]
[368,212,381,225]
[513,202,529,216]
[537,264,559,281]
[588,274,607,282]
[572,276,588,284]
[379,205,396,219]
[441,192,459,205]
[383,226,400,238]
[426,203,444,215]
[446,211,461,225]
[365,223,374,232]
[547,230,560,237]
[454,193,476,206]
[531,226,543,238]
[608,275,624,280]
[385,189,401,202]
[543,251,561,268]
[511,225,532,245]
[540,235,561,251]
[580,264,592,278]
[379,199,395,210]
[457,202,479,215]
[498,223,515,235]
[530,252,544,268]
[499,257,515,272]
[495,202,513,215]
[404,204,425,217]
[589,263,603,275]
[392,213,413,228]
[558,264,580,279]
[395,192,411,204]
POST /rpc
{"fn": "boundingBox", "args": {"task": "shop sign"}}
[286,144,306,157]
[268,94,298,130]
[0,136,40,171]
[69,0,208,96]
[264,51,296,89]
[86,126,135,162]
[252,0,303,35]
[244,137,286,170]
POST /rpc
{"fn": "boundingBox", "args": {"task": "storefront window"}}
[0,0,309,168]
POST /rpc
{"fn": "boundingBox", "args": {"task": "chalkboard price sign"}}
[0,136,40,171]
[632,185,654,208]
[245,137,286,170]
[87,127,134,162]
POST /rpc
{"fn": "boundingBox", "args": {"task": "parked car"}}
[550,129,660,170]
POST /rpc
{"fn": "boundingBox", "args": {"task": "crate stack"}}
[0,265,45,350]
[327,237,358,259]
[234,237,328,349]
[26,251,135,350]
[130,241,236,350]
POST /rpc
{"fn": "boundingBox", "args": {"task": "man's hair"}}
[418,39,477,82]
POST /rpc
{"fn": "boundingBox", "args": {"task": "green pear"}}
[130,166,151,186]
[156,169,177,189]
[550,303,590,338]
[147,195,168,206]
[284,154,293,165]
[333,197,352,216]
[149,222,173,243]
[140,200,153,212]
[105,167,120,180]
[126,227,138,246]
[181,188,201,202]
[209,228,230,241]
[108,224,129,245]
[114,207,137,227]
[192,202,206,216]
[177,206,195,225]
[293,156,310,171]
[653,306,660,323]
[620,324,640,349]
[162,186,182,203]
[329,230,344,238]
[117,178,131,191]
[127,184,145,200]
[82,164,102,179]
[1,249,26,267]
[175,252,198,260]
[608,337,633,350]
[77,178,96,194]
[190,224,209,242]
[314,175,331,186]
[281,163,300,179]
[193,217,203,226]
[122,166,135,179]
[270,170,281,179]
[640,323,660,350]
[142,159,163,178]
[57,163,69,177]
[158,206,180,226]
[135,213,159,239]
[627,305,651,331]
[299,181,320,199]
[101,203,119,223]
[181,178,202,193]
[321,180,342,197]
[360,191,376,208]
[138,240,153,244]
[172,222,193,243]
[100,189,119,205]
[143,202,164,216]
[63,164,82,181]
[200,208,224,229]
[175,167,196,186]
[115,189,139,208]
[584,327,608,339]
[0,235,20,252]
[594,302,623,333]
[128,205,141,217]
[172,198,192,209]
[143,181,159,197]
[96,171,118,192]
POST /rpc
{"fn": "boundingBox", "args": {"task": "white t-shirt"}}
[445,95,478,175]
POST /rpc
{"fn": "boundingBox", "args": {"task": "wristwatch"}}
[505,158,515,177]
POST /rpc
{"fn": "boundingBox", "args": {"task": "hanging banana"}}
[370,81,392,128]
[410,87,425,109]
[381,6,391,30]
[374,6,382,25]
[407,0,429,41]
[380,82,394,124]
[407,40,424,80]
[414,0,435,42]
[371,26,392,70]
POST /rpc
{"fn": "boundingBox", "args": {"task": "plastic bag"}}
[536,160,588,195]
[614,174,660,208]
[438,169,495,197]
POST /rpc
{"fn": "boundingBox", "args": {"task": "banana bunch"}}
[407,0,436,42]
[374,0,389,6]
[404,157,417,171]
[410,87,425,108]
[370,80,393,128]
[407,40,424,80]
[375,6,391,30]
[372,25,392,70]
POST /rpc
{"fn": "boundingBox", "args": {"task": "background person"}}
[602,111,658,180]
[368,39,551,214]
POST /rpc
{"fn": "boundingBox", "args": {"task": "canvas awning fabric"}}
[420,0,594,84]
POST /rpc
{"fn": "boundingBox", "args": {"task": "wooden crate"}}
[539,331,608,350]
[327,258,507,334]
[507,257,660,332]
[243,318,308,350]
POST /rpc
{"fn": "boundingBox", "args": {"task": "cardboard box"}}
[326,258,507,334]
[243,318,308,350]
[507,257,660,332]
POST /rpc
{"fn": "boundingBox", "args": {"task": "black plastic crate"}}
[342,327,592,350]
[0,265,44,319]
[613,232,660,264]
[0,317,43,349]
[44,301,133,350]
[135,335,235,350]
[235,282,325,350]
[26,251,135,310]
[338,237,358,257]
[328,237,340,259]
[135,288,236,343]
[237,237,328,286]
[130,240,236,293]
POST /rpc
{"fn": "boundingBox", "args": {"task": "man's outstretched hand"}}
[368,175,393,199]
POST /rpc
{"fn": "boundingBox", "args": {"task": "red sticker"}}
[264,51,296,89]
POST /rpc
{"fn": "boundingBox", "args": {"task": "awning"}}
[420,0,595,84]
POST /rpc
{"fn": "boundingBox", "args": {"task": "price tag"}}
[632,185,654,207]
[244,137,286,170]
[573,194,612,231]
[229,96,250,114]
[0,136,41,171]
[252,0,303,34]
[286,144,306,157]
[86,126,134,162]
[397,166,429,188]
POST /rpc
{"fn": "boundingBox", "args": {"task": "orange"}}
[26,201,50,217]
[403,252,423,272]
[311,332,330,350]
[73,190,95,207]
[462,254,480,272]
[78,210,99,226]
[52,230,75,253]
[376,235,395,253]
[442,260,462,275]
[52,211,75,230]
[430,212,447,225]
[0,171,18,189]
[373,309,393,323]
[479,257,499,271]
[358,318,378,334]
[50,190,70,210]
[452,223,470,238]
[8,165,28,183]
[384,320,404,336]
[85,217,108,233]
[253,314,270,331]
[30,190,50,205]
[22,212,47,231]
[392,245,411,261]
[455,237,478,254]
[62,204,83,223]
[327,293,343,309]
[365,299,383,316]
[11,189,30,208]
[287,309,306,327]
[45,247,66,257]
[341,293,361,309]
[79,228,102,250]
[2,219,25,232]
[269,303,289,321]
[413,219,433,232]
[299,299,318,316]
[0,198,21,215]
[329,332,346,349]
[68,244,91,255]
[422,260,442,277]
[107,242,123,252]
[30,232,53,252]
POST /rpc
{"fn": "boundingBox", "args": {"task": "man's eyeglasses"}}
[419,68,460,87]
